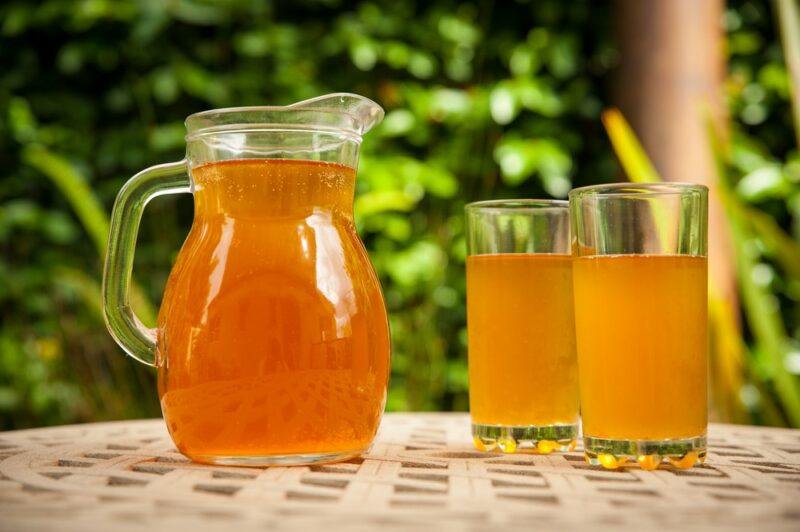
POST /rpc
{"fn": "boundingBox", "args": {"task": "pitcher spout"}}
[288,93,384,136]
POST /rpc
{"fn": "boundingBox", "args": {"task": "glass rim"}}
[465,199,568,213]
[568,182,708,199]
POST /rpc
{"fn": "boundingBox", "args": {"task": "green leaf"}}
[8,97,38,143]
[22,145,109,255]
[380,109,415,137]
[355,190,417,218]
[736,165,791,201]
[601,108,660,183]
[489,84,518,124]
[385,241,446,288]
[494,137,571,190]
[54,267,104,321]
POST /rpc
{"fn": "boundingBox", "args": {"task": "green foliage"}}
[21,144,109,256]
[0,0,798,427]
[721,0,800,425]
[1,0,615,427]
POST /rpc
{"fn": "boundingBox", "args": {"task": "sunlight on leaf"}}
[22,145,109,255]
[601,108,660,183]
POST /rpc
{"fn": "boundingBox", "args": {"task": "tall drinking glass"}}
[570,183,708,470]
[465,200,579,454]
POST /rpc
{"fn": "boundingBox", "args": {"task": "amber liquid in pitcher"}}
[157,159,390,462]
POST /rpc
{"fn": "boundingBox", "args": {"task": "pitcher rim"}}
[185,93,384,141]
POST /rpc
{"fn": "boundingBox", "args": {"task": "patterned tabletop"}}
[0,413,798,531]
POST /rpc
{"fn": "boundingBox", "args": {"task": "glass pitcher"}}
[102,94,391,466]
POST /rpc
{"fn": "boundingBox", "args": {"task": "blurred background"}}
[2,0,799,430]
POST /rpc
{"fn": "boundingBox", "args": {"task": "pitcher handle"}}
[102,160,191,367]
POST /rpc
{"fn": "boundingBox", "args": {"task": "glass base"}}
[190,449,364,467]
[472,422,578,454]
[583,434,707,470]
